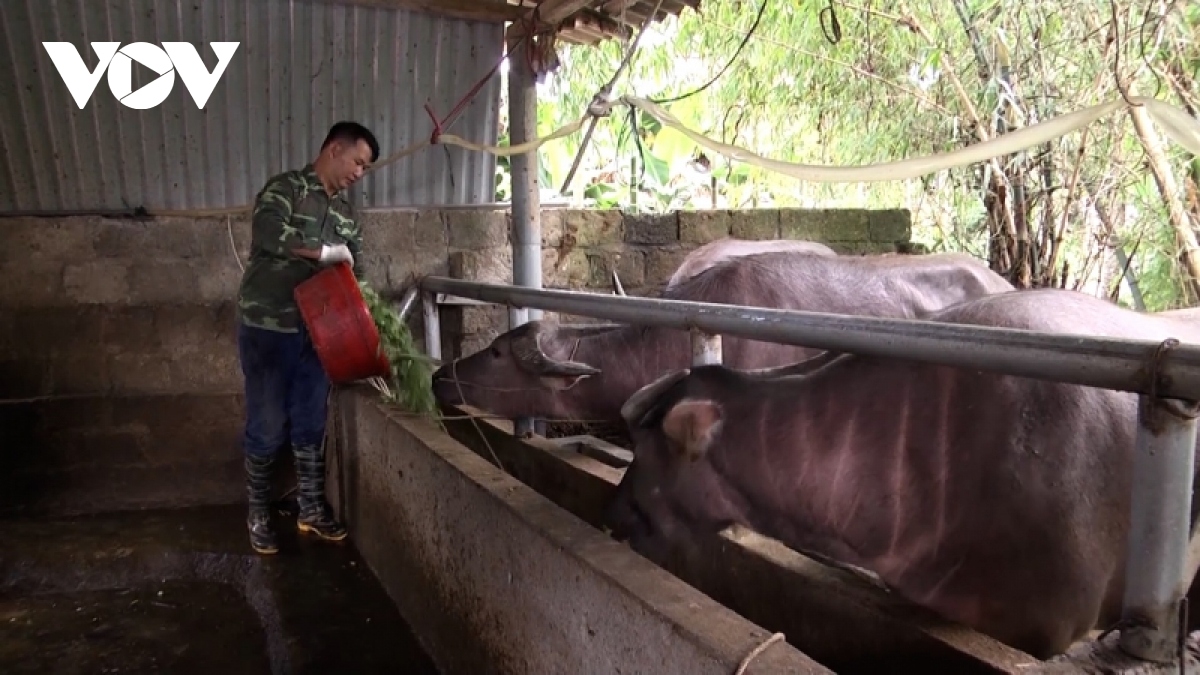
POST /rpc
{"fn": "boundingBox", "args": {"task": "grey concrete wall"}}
[0,216,253,515]
[0,205,907,514]
[327,386,833,675]
[437,404,1044,675]
[0,394,246,516]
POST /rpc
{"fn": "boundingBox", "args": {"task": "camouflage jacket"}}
[236,164,365,333]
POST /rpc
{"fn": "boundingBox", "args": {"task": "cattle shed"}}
[1,0,1198,673]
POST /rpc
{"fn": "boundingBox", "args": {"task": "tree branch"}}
[704,20,955,116]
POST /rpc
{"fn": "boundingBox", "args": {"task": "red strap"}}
[424,9,537,146]
[423,103,443,145]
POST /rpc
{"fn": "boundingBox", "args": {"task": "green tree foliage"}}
[496,0,1200,309]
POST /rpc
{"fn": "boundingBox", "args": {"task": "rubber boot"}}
[245,453,279,554]
[293,442,347,541]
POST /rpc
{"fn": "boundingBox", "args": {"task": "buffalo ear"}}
[661,399,723,462]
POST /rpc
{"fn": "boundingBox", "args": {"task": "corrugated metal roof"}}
[0,0,502,212]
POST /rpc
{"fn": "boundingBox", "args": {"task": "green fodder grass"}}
[358,282,438,417]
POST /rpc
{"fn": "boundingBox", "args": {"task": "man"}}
[236,121,381,555]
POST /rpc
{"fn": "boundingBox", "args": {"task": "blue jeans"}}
[237,321,330,459]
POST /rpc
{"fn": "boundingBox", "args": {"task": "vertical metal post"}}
[691,329,722,365]
[422,291,441,363]
[1118,394,1199,664]
[508,37,541,437]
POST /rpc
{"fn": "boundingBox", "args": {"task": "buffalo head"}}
[606,367,742,563]
[431,320,620,419]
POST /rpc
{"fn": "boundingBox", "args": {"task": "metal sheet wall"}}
[0,0,503,211]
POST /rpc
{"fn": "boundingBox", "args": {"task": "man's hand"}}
[318,244,355,267]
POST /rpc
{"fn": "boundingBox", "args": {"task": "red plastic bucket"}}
[293,262,391,385]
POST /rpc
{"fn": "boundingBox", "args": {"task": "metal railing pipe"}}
[418,277,1200,400]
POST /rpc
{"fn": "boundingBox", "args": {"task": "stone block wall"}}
[505,207,910,294]
[444,207,912,355]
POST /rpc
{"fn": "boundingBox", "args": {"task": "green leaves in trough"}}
[358,281,438,417]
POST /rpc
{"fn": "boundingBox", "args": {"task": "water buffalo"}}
[666,237,837,289]
[431,250,1014,424]
[606,287,1200,659]
[1156,306,1200,320]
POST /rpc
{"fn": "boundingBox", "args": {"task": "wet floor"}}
[0,503,441,674]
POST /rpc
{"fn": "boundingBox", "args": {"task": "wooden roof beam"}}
[600,0,641,16]
[531,0,600,25]
[316,0,524,23]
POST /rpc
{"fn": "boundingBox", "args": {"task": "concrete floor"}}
[0,503,440,674]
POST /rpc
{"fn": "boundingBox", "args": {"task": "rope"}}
[451,359,506,473]
[819,0,841,45]
[424,33,528,146]
[0,390,651,425]
[559,0,666,195]
[519,7,563,83]
[734,632,785,675]
[227,215,244,272]
[623,93,1200,182]
[81,92,1200,219]
[648,0,769,105]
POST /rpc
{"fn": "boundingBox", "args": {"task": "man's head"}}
[314,121,380,194]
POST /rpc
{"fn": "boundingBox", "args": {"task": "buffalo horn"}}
[621,369,691,428]
[512,323,602,377]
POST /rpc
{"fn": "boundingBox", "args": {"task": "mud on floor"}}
[0,504,440,675]
[2,582,271,673]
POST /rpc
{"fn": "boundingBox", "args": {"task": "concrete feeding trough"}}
[325,388,831,674]
[544,434,633,469]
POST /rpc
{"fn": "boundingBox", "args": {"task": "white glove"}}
[319,244,354,267]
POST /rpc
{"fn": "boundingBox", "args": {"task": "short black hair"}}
[322,121,380,162]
